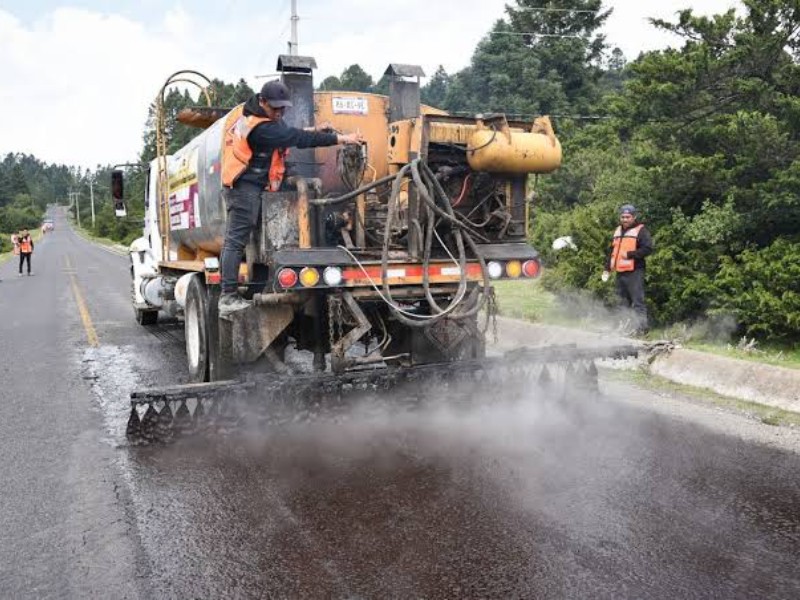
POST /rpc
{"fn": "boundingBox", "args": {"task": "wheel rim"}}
[186,298,200,371]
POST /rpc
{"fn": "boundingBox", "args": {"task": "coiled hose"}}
[379,159,491,328]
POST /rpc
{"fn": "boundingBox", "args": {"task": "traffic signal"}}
[111,170,127,217]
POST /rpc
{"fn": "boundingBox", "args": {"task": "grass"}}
[606,368,800,427]
[684,341,800,370]
[492,279,556,323]
[72,226,128,252]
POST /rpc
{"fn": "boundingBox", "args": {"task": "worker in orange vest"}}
[603,204,653,335]
[218,80,363,315]
[17,229,34,276]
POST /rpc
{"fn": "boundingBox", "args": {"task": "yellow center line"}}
[65,255,99,348]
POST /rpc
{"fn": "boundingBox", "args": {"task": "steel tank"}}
[466,117,562,175]
[165,113,228,256]
[163,93,447,257]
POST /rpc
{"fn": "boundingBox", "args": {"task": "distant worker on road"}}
[218,79,363,315]
[11,232,19,256]
[603,204,653,335]
[17,229,34,277]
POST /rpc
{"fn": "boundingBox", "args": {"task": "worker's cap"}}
[259,80,293,108]
[619,204,637,216]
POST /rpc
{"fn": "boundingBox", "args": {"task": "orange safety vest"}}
[609,224,643,272]
[221,105,287,191]
[19,235,33,254]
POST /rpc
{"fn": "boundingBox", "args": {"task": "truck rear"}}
[124,58,636,441]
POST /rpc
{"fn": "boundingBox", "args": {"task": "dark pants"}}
[615,269,648,332]
[220,186,262,294]
[19,253,31,274]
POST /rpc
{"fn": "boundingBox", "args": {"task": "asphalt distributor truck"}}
[122,58,635,441]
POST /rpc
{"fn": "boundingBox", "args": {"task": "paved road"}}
[1,209,799,598]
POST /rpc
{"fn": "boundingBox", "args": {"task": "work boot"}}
[218,292,251,316]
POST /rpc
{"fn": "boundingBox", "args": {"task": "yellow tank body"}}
[467,116,562,175]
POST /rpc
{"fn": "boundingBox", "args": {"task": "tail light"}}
[522,259,540,278]
[277,268,298,288]
[299,267,320,287]
[506,260,522,278]
[487,261,503,279]
[323,266,343,286]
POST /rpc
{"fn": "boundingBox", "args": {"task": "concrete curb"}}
[649,348,800,413]
[490,317,800,413]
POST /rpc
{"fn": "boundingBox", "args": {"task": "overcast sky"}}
[0,0,740,170]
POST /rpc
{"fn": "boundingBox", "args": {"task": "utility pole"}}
[89,178,96,228]
[75,191,81,228]
[289,0,299,56]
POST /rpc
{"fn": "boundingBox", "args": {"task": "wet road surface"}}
[2,210,799,598]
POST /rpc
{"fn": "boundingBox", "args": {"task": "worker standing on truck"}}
[218,80,363,314]
[17,229,34,276]
[602,204,653,335]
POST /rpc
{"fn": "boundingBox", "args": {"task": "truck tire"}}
[185,276,210,382]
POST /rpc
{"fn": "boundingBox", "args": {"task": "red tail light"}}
[277,268,298,288]
[522,260,540,278]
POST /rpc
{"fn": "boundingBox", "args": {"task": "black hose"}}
[421,161,491,321]
[378,159,491,328]
[412,161,468,316]
[310,173,397,207]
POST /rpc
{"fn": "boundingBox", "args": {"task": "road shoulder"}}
[490,316,800,424]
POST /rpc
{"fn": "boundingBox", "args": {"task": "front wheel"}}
[185,276,210,382]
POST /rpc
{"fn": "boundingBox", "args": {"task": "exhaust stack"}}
[384,63,425,122]
[278,54,317,178]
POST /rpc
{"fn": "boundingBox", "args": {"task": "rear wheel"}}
[185,276,210,382]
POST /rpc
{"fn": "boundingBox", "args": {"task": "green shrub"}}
[712,239,800,343]
[0,205,42,233]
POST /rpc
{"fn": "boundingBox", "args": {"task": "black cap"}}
[259,80,293,108]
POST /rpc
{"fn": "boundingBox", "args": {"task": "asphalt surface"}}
[1,207,799,598]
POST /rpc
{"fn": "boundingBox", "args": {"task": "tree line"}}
[1,0,797,343]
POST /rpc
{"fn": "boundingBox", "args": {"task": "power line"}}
[255,0,292,72]
[491,31,584,39]
[509,7,602,14]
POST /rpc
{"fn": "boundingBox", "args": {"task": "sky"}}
[0,0,741,171]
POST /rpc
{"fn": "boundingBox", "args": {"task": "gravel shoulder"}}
[602,372,800,455]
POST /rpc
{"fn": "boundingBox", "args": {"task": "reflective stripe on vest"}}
[19,236,32,253]
[610,224,643,272]
[221,105,287,191]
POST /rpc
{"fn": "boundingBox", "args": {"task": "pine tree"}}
[339,65,374,92]
[421,66,450,108]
